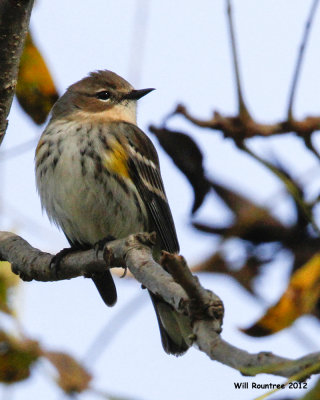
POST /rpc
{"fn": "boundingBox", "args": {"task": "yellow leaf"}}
[0,261,20,314]
[16,30,59,124]
[0,331,40,383]
[44,351,92,394]
[243,253,320,336]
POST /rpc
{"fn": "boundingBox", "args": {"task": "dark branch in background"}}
[0,231,319,379]
[169,104,320,141]
[287,0,320,120]
[145,2,320,369]
[286,0,320,160]
[0,0,35,144]
[226,0,251,120]
[149,1,320,257]
[155,0,320,156]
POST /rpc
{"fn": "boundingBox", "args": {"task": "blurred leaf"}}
[16,30,59,124]
[192,251,264,294]
[149,125,211,213]
[194,181,288,243]
[231,256,264,293]
[192,251,229,274]
[45,351,92,394]
[0,261,20,314]
[0,331,40,383]
[291,237,320,273]
[192,222,227,235]
[243,253,320,337]
[241,145,317,233]
[269,161,312,230]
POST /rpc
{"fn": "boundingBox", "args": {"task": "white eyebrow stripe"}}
[95,88,108,92]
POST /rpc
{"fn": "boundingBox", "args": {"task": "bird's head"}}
[51,70,154,124]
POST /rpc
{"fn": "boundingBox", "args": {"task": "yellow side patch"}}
[103,139,130,178]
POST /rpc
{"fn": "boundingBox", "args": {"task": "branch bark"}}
[0,0,34,143]
[171,104,320,140]
[0,230,319,379]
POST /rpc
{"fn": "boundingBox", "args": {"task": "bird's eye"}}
[96,91,111,101]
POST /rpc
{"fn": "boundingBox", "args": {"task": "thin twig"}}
[226,0,251,120]
[303,134,320,160]
[287,0,320,120]
[161,252,224,321]
[238,142,320,235]
[170,104,320,138]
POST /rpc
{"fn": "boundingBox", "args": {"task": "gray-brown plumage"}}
[35,70,191,355]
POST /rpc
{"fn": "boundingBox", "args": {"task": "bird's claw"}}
[50,247,77,276]
[94,235,116,258]
[120,266,128,278]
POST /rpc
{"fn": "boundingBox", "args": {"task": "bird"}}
[35,70,191,355]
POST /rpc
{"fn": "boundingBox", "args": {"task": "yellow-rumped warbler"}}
[35,70,191,355]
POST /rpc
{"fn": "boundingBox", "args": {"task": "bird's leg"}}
[94,235,116,257]
[50,247,80,276]
[94,235,128,277]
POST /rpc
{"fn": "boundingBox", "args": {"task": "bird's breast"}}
[35,120,148,245]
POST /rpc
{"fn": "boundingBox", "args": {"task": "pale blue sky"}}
[1,1,320,399]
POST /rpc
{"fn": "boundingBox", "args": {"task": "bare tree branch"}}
[198,335,320,378]
[226,0,251,120]
[0,0,34,144]
[159,2,320,148]
[0,230,319,379]
[0,231,105,282]
[169,104,320,141]
[161,251,223,321]
[0,231,222,318]
[287,0,320,120]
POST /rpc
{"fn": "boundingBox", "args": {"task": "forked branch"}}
[0,231,319,379]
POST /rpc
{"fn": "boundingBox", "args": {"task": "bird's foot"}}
[94,236,128,277]
[94,235,116,257]
[120,266,128,278]
[50,247,78,276]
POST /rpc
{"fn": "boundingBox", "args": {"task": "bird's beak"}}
[123,88,155,100]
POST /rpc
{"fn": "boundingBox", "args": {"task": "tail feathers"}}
[92,270,117,307]
[63,237,117,307]
[149,291,192,356]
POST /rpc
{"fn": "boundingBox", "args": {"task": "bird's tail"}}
[92,270,117,307]
[148,291,192,355]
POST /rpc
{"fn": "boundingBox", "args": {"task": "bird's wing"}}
[117,122,180,254]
